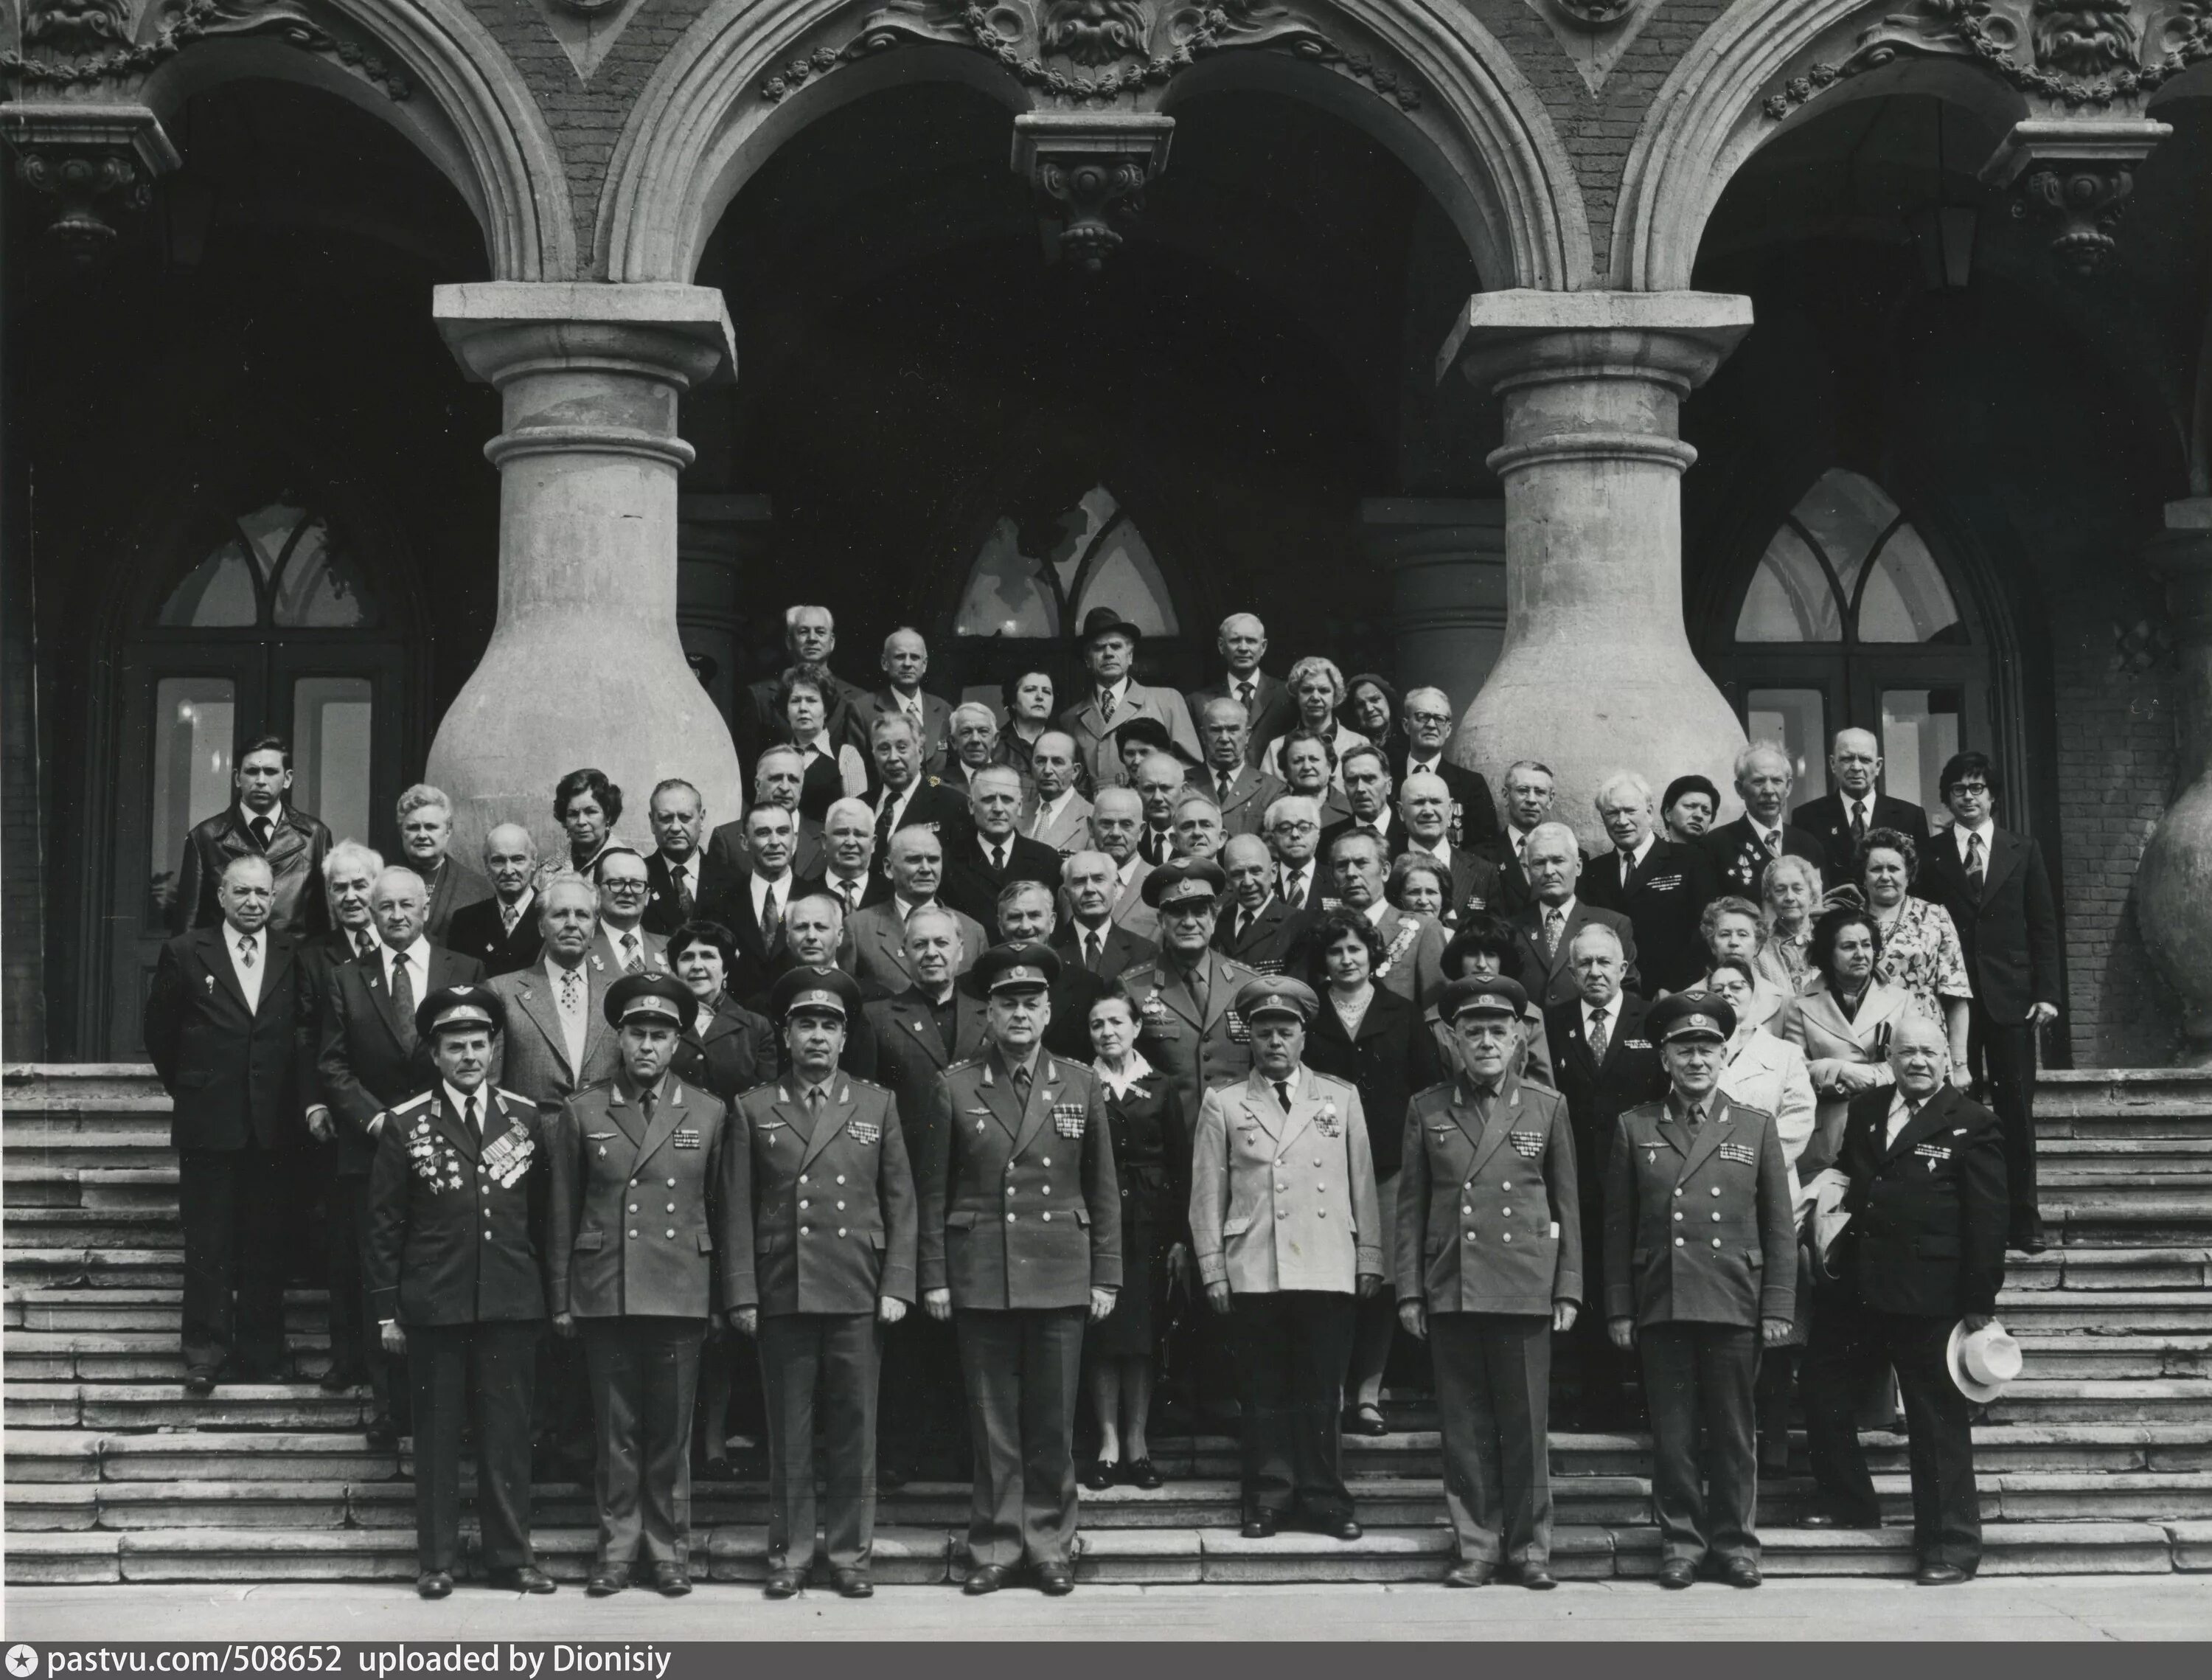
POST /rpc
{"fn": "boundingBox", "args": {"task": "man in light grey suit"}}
[1193,698,1287,840]
[1058,607,1200,791]
[488,875,622,1106]
[845,827,988,996]
[1023,731,1093,855]
[1509,823,1642,1011]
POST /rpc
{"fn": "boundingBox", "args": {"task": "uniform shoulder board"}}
[1621,1098,1666,1122]
[1223,959,1257,979]
[946,1055,985,1073]
[1309,1070,1356,1097]
[844,1075,891,1096]
[1723,1100,1775,1123]
[735,1080,778,1104]
[392,1091,435,1113]
[495,1088,534,1109]
[1411,1080,1455,1108]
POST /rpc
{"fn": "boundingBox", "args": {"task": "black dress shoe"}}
[486,1565,557,1594]
[651,1561,691,1597]
[1315,1517,1363,1542]
[1444,1561,1494,1588]
[416,1571,453,1600]
[1343,1406,1390,1437]
[1081,1460,1119,1492]
[319,1365,364,1394]
[1656,1560,1697,1590]
[1241,1515,1279,1539]
[1036,1562,1074,1596]
[183,1369,216,1397]
[584,1569,627,1597]
[963,1563,1008,1595]
[832,1566,873,1599]
[1916,1561,1971,1586]
[1722,1558,1761,1589]
[1516,1563,1559,1590]
[364,1418,399,1451]
[1126,1458,1163,1490]
[762,1569,802,1600]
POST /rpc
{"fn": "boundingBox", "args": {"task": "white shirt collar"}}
[750,872,790,912]
[1411,834,1451,864]
[1096,677,1130,709]
[1586,992,1620,1027]
[1543,895,1579,922]
[893,892,933,920]
[235,802,285,831]
[444,1081,487,1122]
[1955,817,1995,856]
[1618,833,1655,870]
[662,852,695,882]
[1408,752,1441,775]
[1748,814,1784,843]
[227,924,264,951]
[383,934,431,970]
[1037,786,1074,817]
[601,919,646,947]
[1115,856,1140,885]
[1361,900,1388,926]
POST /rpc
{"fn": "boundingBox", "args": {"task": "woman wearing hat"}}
[1189,974,1384,1541]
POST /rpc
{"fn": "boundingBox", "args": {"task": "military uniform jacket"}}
[547,1075,745,1321]
[1603,1097,1796,1328]
[1834,1084,2007,1319]
[366,1086,549,1327]
[1189,1068,1382,1297]
[1124,953,1259,1128]
[728,1076,919,1317]
[1395,1077,1582,1317]
[917,1052,1122,1310]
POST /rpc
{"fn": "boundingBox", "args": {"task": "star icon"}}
[8,1645,41,1678]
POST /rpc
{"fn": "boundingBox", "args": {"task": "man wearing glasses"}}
[1392,687,1498,847]
[592,850,668,976]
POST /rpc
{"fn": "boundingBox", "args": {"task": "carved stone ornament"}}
[1761,1,2212,119]
[1979,114,2168,270]
[757,0,1422,111]
[1,0,412,101]
[1523,0,1667,92]
[1012,108,1172,271]
[0,100,179,260]
[1544,0,1634,25]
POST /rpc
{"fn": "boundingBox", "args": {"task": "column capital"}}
[1438,289,1753,400]
[0,101,179,262]
[433,282,737,389]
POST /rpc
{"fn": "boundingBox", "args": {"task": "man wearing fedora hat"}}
[917,942,1121,1596]
[728,967,917,1600]
[1802,1013,2009,1585]
[1605,993,1796,1590]
[546,972,744,1599]
[1060,606,1203,792]
[366,985,554,1600]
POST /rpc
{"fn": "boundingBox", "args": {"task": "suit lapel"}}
[894,999,951,1069]
[255,936,296,1018]
[513,975,574,1078]
[630,1077,691,1168]
[431,1089,481,1162]
[1678,1099,1732,1183]
[799,1083,858,1173]
[1240,1072,1284,1141]
[1981,830,2025,899]
[1277,1066,1318,1150]
[1881,1084,1956,1168]
[195,930,252,1016]
[1461,1080,1523,1180]
[1152,964,1203,1030]
[361,953,408,1048]
[605,1085,647,1149]
[977,1055,1025,1141]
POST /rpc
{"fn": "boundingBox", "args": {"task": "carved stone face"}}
[2030,0,2141,79]
[1040,0,1152,66]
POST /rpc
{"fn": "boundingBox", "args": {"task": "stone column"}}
[1358,498,1506,708]
[677,492,776,740]
[2135,498,2212,1066]
[1438,290,1753,850]
[427,283,742,866]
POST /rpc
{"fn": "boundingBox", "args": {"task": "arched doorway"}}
[1709,468,1993,807]
[102,492,415,1054]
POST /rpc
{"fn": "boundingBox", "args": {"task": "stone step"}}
[7,1288,329,1334]
[2012,1336,2212,1379]
[5,1332,333,1383]
[7,1382,372,1431]
[4,1250,187,1288]
[2008,1247,2212,1291]
[3,1166,181,1212]
[2,1209,184,1251]
[2036,1070,2212,1134]
[1999,1291,2212,1332]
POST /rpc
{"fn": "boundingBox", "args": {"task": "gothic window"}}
[1735,471,1961,646]
[954,485,1178,640]
[158,501,380,630]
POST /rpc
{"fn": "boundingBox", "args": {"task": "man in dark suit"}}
[989,878,1103,1061]
[1054,850,1158,983]
[1509,825,1641,1010]
[941,766,1062,931]
[1703,743,1826,900]
[1582,771,1719,997]
[846,828,990,996]
[1398,771,1505,928]
[1394,686,1500,848]
[1919,751,2061,1251]
[738,604,871,780]
[917,943,1121,1596]
[309,865,487,1444]
[1190,695,1287,839]
[1471,761,1573,918]
[1804,1016,2008,1584]
[143,854,313,1394]
[868,627,955,777]
[397,785,493,946]
[859,712,969,888]
[1212,834,1313,973]
[641,778,741,937]
[366,987,556,1599]
[1186,611,1295,768]
[721,804,817,1003]
[1793,728,1933,884]
[172,735,333,939]
[448,825,546,978]
[1319,744,1408,861]
[704,748,827,894]
[1543,919,1665,1428]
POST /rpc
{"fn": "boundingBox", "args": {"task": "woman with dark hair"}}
[1343,673,1405,767]
[998,669,1058,775]
[1299,908,1443,1435]
[1796,904,1911,1174]
[1857,827,1972,1074]
[779,670,869,822]
[1082,985,1189,1491]
[1433,914,1554,1087]
[554,768,623,875]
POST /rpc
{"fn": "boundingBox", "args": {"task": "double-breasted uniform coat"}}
[1396,1075,1582,1568]
[918,1051,1121,1571]
[366,1083,549,1577]
[548,1075,744,1575]
[728,1075,918,1574]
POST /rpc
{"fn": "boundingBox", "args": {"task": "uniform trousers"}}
[580,1317,704,1570]
[758,1311,882,1572]
[954,1307,1086,1569]
[176,1147,288,1378]
[880,1312,967,1477]
[1966,1004,2041,1241]
[1804,1299,1981,1571]
[1638,1322,1760,1566]
[1430,1312,1554,1566]
[1231,1291,1357,1525]
[406,1320,540,1574]
[327,1174,405,1427]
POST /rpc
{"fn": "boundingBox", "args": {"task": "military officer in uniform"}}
[548,973,743,1598]
[1604,994,1796,1589]
[1189,976,1383,1541]
[366,986,555,1599]
[729,967,918,1600]
[1122,860,1259,1140]
[1396,976,1580,1589]
[917,943,1121,1597]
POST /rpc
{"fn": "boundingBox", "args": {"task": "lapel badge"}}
[204,974,215,994]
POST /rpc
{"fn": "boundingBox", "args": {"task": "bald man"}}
[867,627,954,776]
[1186,612,1295,764]
[448,826,545,976]
[1792,728,1933,883]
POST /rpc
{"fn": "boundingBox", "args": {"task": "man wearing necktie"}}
[366,987,555,1600]
[917,943,1120,1596]
[172,734,335,939]
[1184,614,1294,767]
[448,825,546,977]
[1791,729,1934,884]
[594,849,667,977]
[1604,996,1795,1589]
[548,974,742,1599]
[942,767,1062,931]
[1700,743,1826,900]
[1801,1016,2008,1583]
[1396,976,1580,1589]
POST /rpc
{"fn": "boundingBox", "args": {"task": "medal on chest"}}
[1053,1101,1088,1140]
[849,1117,880,1148]
[480,1122,535,1190]
[1510,1128,1544,1159]
[1314,1099,1341,1139]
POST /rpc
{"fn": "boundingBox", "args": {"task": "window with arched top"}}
[1714,470,1989,812]
[158,502,383,630]
[954,485,1179,642]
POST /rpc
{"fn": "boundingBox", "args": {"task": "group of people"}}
[145,602,2056,1599]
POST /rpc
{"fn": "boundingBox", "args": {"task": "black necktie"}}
[1085,931,1103,973]
[1012,1063,1032,1106]
[760,888,782,948]
[464,1095,480,1137]
[1273,1080,1291,1111]
[1217,771,1234,802]
[1851,801,1868,843]
[1966,832,1986,893]
[390,954,417,1052]
[1238,681,1254,710]
[673,864,695,918]
[250,815,272,850]
[355,930,376,958]
[991,842,1007,873]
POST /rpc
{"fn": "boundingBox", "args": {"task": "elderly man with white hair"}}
[942,701,1009,797]
[450,825,546,976]
[1391,685,1499,847]
[1186,611,1295,760]
[1703,743,1826,900]
[1508,822,1641,1011]
[1580,770,1719,997]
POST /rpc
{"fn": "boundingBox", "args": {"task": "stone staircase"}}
[8,1063,2212,1586]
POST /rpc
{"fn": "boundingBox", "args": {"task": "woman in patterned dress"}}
[1856,827,1973,1078]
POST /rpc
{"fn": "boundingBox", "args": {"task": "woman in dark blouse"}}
[1082,987,1189,1490]
[1298,908,1443,1435]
